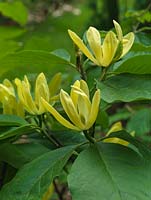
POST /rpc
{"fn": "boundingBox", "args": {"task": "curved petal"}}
[113,20,123,41]
[60,89,85,129]
[102,31,118,67]
[35,73,50,114]
[85,89,101,130]
[106,121,122,136]
[68,29,98,65]
[86,26,103,65]
[3,79,15,96]
[70,80,80,108]
[49,73,61,97]
[41,98,80,131]
[121,32,135,57]
[15,78,37,114]
[80,80,89,98]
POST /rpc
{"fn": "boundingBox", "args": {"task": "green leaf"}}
[0,143,30,168]
[0,26,25,39]
[0,124,37,140]
[131,42,151,52]
[51,49,71,62]
[52,130,86,146]
[0,142,50,169]
[0,50,72,79]
[0,145,76,200]
[113,53,151,74]
[0,114,28,126]
[0,40,20,59]
[0,1,28,26]
[97,74,151,103]
[127,108,151,136]
[68,141,151,200]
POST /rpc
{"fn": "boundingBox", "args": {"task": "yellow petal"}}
[3,79,15,96]
[35,73,50,113]
[102,31,118,67]
[49,73,61,97]
[121,32,135,57]
[80,80,89,98]
[85,89,101,129]
[113,20,123,41]
[103,137,129,146]
[68,29,98,65]
[60,89,85,129]
[106,121,122,136]
[15,78,37,114]
[70,80,80,108]
[86,27,103,65]
[77,94,91,125]
[41,98,80,131]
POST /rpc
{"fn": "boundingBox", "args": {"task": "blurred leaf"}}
[68,134,151,200]
[127,108,151,136]
[135,32,151,46]
[52,130,86,146]
[114,53,151,74]
[0,26,25,39]
[0,40,20,59]
[96,110,109,129]
[0,143,30,168]
[0,1,28,26]
[97,74,151,103]
[0,142,50,169]
[131,42,151,52]
[0,145,76,200]
[51,49,71,62]
[0,124,37,140]
[0,115,27,126]
[0,50,73,79]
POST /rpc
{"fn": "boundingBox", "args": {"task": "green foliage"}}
[0,145,76,200]
[0,1,28,26]
[68,132,151,200]
[97,74,151,103]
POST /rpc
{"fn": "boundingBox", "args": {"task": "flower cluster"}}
[68,20,134,67]
[0,20,134,137]
[0,73,61,116]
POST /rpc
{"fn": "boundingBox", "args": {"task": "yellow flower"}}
[103,122,135,146]
[15,73,61,115]
[42,80,101,131]
[113,20,135,58]
[68,20,134,67]
[0,79,24,117]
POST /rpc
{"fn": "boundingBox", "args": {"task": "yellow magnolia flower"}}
[113,20,135,58]
[103,122,135,146]
[42,80,101,131]
[15,73,61,115]
[0,79,24,117]
[68,20,134,67]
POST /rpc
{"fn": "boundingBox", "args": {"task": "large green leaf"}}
[68,140,151,200]
[0,50,72,79]
[0,40,20,59]
[0,1,28,26]
[0,142,50,169]
[0,145,76,200]
[113,53,151,74]
[0,26,25,39]
[97,74,151,103]
[127,108,151,136]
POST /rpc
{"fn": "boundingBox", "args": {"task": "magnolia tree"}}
[0,20,151,200]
